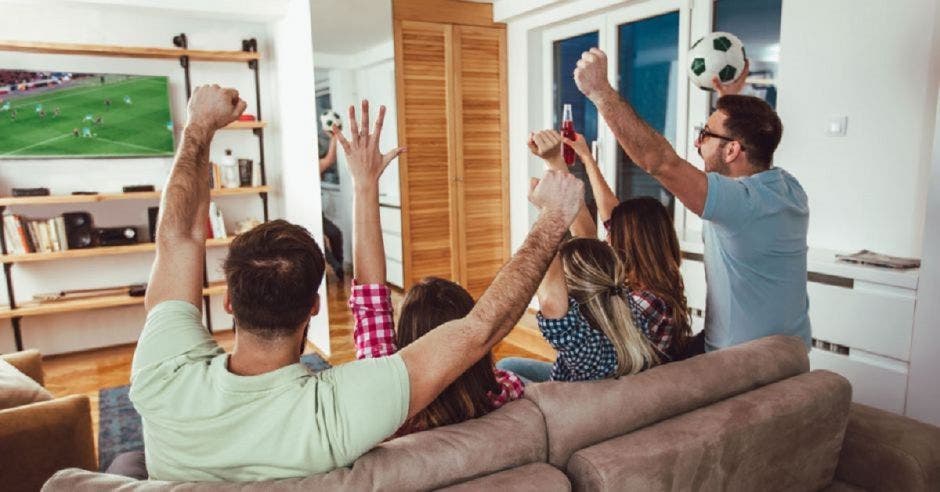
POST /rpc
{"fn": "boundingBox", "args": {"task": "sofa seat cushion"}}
[566,370,851,492]
[525,335,809,467]
[437,463,570,491]
[0,356,53,410]
[44,398,548,491]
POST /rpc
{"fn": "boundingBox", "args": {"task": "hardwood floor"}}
[41,279,554,453]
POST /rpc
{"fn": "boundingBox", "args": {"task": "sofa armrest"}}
[2,349,44,386]
[0,395,97,492]
[835,403,940,491]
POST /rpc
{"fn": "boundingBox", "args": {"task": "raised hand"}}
[186,85,247,132]
[561,132,592,161]
[334,99,405,187]
[528,170,584,227]
[573,48,615,101]
[528,130,565,169]
[712,58,750,98]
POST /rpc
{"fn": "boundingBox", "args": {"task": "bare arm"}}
[145,86,246,311]
[398,170,583,418]
[529,130,596,237]
[536,254,568,319]
[336,101,404,285]
[575,48,708,216]
[318,135,338,175]
[564,133,618,223]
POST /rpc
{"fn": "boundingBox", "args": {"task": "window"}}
[553,31,600,219]
[713,0,782,108]
[615,11,680,215]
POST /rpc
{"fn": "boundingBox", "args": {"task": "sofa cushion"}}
[835,402,940,491]
[0,356,53,410]
[566,370,851,492]
[437,463,571,492]
[525,335,809,467]
[44,398,548,491]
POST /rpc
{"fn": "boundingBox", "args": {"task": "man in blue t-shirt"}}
[572,48,810,354]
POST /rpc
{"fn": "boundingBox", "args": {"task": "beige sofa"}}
[0,350,97,492]
[43,336,940,491]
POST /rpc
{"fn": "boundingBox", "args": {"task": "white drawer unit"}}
[679,240,920,417]
[679,257,707,311]
[387,258,404,288]
[383,232,402,262]
[380,206,402,235]
[809,348,909,414]
[807,281,915,361]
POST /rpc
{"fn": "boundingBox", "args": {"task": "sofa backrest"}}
[43,398,548,491]
[524,335,809,467]
[565,370,852,491]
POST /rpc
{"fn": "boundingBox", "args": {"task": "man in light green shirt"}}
[131,87,585,481]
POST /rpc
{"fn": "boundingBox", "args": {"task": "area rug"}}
[97,353,331,472]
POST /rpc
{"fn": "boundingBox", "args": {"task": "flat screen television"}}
[0,70,174,158]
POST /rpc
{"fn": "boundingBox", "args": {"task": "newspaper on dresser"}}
[835,250,921,270]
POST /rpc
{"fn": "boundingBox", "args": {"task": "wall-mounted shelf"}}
[0,237,234,265]
[0,186,270,207]
[0,41,259,62]
[0,34,266,351]
[0,281,227,320]
[223,121,266,130]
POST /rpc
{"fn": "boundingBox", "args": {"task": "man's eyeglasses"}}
[694,125,736,144]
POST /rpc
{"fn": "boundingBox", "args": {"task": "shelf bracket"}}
[259,191,269,222]
[174,33,192,98]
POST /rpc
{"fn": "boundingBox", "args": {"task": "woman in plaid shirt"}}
[558,130,693,360]
[345,112,523,436]
[498,131,692,382]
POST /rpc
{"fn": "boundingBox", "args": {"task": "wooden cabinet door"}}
[395,21,460,288]
[453,25,509,298]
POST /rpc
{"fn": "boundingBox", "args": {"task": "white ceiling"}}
[310,0,393,55]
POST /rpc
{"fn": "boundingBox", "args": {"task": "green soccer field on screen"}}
[0,71,174,158]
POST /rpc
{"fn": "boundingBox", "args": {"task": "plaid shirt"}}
[628,289,677,359]
[348,283,524,433]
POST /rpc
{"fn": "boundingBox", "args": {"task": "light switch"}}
[826,116,848,137]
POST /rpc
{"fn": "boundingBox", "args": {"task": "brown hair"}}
[715,95,783,169]
[608,198,692,356]
[223,220,325,338]
[397,277,500,430]
[560,238,660,376]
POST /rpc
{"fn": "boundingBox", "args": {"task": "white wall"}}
[906,13,940,421]
[504,0,940,261]
[0,0,328,355]
[776,0,939,258]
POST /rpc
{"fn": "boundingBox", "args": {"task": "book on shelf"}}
[3,214,70,254]
[206,202,227,240]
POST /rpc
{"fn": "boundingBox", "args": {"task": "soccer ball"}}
[688,32,746,90]
[319,109,341,133]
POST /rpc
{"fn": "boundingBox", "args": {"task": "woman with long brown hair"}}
[343,103,523,435]
[566,131,693,359]
[506,130,691,373]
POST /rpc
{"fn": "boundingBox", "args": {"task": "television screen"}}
[0,70,174,158]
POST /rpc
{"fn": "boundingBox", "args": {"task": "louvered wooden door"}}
[395,19,508,296]
[395,21,460,286]
[452,25,509,298]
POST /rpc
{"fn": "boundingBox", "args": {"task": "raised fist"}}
[528,170,584,226]
[527,130,564,166]
[187,84,247,132]
[573,48,614,101]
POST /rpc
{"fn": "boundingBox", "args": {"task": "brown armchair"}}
[0,350,97,492]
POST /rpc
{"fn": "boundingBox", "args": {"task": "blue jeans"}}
[496,357,553,384]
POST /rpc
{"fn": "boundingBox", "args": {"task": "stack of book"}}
[206,202,227,239]
[3,215,68,254]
